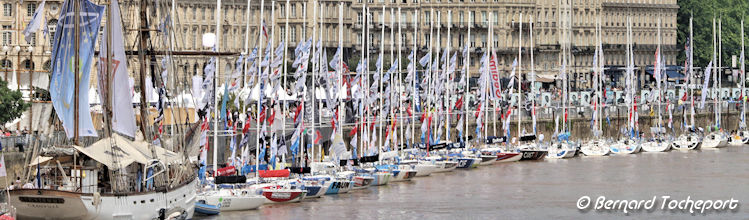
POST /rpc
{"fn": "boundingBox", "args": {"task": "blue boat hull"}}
[194,201,220,215]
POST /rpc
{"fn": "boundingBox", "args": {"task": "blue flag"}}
[220,84,228,129]
[50,0,104,138]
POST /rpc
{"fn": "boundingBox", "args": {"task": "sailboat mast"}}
[397,7,403,151]
[255,0,265,177]
[411,9,417,147]
[657,18,662,130]
[214,0,222,176]
[378,5,384,156]
[360,5,366,158]
[689,16,694,127]
[309,0,315,162]
[530,15,535,135]
[282,0,289,164]
[464,13,470,144]
[517,13,522,140]
[740,18,746,128]
[445,10,451,142]
[490,12,496,137]
[103,0,113,138]
[138,0,150,143]
[338,2,343,150]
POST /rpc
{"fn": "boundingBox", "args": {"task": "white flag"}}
[699,61,712,109]
[98,0,137,138]
[0,154,8,177]
[22,1,45,44]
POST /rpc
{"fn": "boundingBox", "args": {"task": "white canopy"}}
[314,86,347,100]
[27,156,54,167]
[248,83,295,101]
[74,134,183,169]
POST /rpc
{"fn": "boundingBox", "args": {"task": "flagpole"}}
[301,1,306,166]
[318,1,324,162]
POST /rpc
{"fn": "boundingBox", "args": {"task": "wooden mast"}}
[138,0,151,141]
[73,0,81,144]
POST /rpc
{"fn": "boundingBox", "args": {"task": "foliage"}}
[677,0,749,67]
[0,79,30,125]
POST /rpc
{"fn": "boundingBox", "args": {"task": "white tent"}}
[314,86,347,100]
[248,83,295,101]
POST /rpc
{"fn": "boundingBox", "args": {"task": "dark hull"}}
[519,150,547,161]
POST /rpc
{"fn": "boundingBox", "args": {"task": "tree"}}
[677,0,749,68]
[0,79,30,125]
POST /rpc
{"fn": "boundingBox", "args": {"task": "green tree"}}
[0,79,30,125]
[677,0,749,68]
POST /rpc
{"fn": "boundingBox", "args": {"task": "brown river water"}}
[195,146,749,220]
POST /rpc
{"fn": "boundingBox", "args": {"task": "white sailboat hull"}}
[728,130,749,146]
[546,142,577,159]
[198,190,265,211]
[414,164,438,177]
[610,139,641,154]
[702,132,727,148]
[581,140,610,156]
[641,140,672,152]
[11,178,198,220]
[671,134,701,150]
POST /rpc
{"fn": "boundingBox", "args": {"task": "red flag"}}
[349,124,359,136]
[314,130,322,144]
[454,97,464,111]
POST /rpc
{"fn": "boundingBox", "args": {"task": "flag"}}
[97,0,136,138]
[419,52,431,67]
[0,155,6,177]
[22,0,46,44]
[50,0,104,138]
[261,20,269,39]
[699,61,712,109]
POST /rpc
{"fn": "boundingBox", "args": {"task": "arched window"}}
[21,60,34,70]
[47,19,58,46]
[0,59,12,70]
[43,60,51,71]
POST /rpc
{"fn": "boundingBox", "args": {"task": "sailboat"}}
[642,17,672,152]
[579,17,611,157]
[548,11,581,159]
[729,20,749,146]
[672,16,702,151]
[610,16,641,155]
[702,18,728,149]
[10,0,199,219]
[513,14,547,161]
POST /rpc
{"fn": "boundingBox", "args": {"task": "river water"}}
[196,146,749,219]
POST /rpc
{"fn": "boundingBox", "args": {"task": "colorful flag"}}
[50,0,104,138]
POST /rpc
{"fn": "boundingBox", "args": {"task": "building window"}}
[481,34,486,48]
[469,11,474,25]
[481,11,487,25]
[47,20,57,46]
[3,4,11,17]
[2,25,11,45]
[401,12,406,23]
[0,60,11,70]
[192,7,196,20]
[280,27,285,42]
[27,3,36,17]
[201,7,205,20]
[279,5,285,17]
[459,11,464,25]
[413,0,418,3]
[29,33,35,46]
[494,11,498,25]
[22,60,33,70]
[291,5,296,18]
[425,11,430,23]
[290,27,296,42]
[358,12,362,23]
